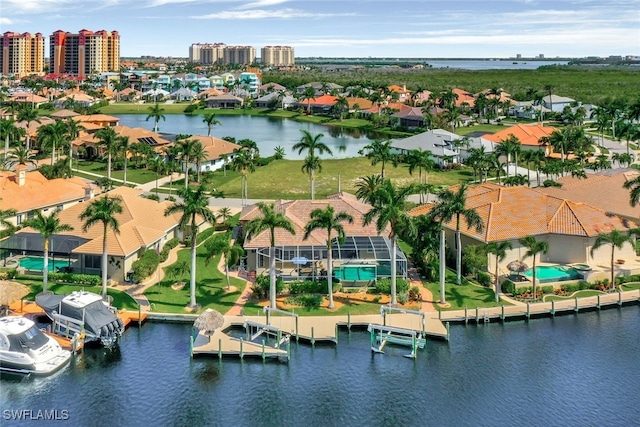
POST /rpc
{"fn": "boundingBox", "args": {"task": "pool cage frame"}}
[250,236,407,284]
[0,232,87,273]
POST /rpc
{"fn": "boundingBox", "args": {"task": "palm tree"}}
[148,156,165,198]
[244,202,295,309]
[16,105,40,150]
[230,150,256,207]
[23,210,73,292]
[164,185,217,308]
[273,146,286,160]
[118,136,131,186]
[204,232,244,290]
[176,137,198,189]
[95,126,120,182]
[303,205,354,309]
[486,241,512,302]
[190,141,208,183]
[363,179,417,305]
[202,113,221,137]
[591,230,633,290]
[80,195,123,298]
[496,135,522,177]
[544,84,554,113]
[354,174,385,203]
[623,175,640,207]
[406,148,434,202]
[0,207,17,234]
[519,236,549,300]
[293,131,333,200]
[358,139,397,178]
[217,207,233,229]
[146,103,165,132]
[299,86,316,114]
[6,145,37,169]
[0,117,21,161]
[430,184,484,288]
[37,121,67,164]
[64,118,85,173]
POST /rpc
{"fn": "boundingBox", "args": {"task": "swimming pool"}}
[19,256,71,272]
[524,265,583,283]
[334,265,377,282]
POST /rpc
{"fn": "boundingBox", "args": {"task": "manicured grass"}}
[18,280,139,310]
[99,103,193,114]
[457,124,506,135]
[212,157,473,200]
[241,296,389,317]
[621,282,640,291]
[75,160,158,184]
[425,271,507,310]
[544,290,604,301]
[143,234,247,314]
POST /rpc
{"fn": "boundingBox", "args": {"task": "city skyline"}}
[1,0,638,59]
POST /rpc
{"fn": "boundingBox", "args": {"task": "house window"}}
[85,255,101,269]
[16,214,23,225]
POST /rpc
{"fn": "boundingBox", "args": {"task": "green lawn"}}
[544,290,604,301]
[457,124,506,135]
[212,157,473,200]
[143,234,247,314]
[75,160,158,184]
[425,271,508,310]
[18,280,139,310]
[621,282,640,291]
[241,297,386,317]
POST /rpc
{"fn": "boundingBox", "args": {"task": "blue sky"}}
[2,0,638,58]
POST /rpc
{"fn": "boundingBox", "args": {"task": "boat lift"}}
[241,307,297,349]
[368,305,428,359]
[367,324,426,359]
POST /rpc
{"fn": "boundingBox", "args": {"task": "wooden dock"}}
[191,309,449,362]
[438,289,640,324]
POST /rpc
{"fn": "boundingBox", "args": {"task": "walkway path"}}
[407,264,437,312]
[111,244,182,311]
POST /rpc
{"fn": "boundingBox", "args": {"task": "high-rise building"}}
[1,32,46,77]
[261,46,295,66]
[189,43,225,64]
[222,46,256,65]
[49,29,120,77]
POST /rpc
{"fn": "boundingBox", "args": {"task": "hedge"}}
[131,249,160,283]
[374,278,409,295]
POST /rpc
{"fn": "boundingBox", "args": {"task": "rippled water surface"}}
[2,308,639,427]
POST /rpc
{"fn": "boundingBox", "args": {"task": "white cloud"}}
[236,0,290,9]
[195,8,356,19]
[2,0,76,14]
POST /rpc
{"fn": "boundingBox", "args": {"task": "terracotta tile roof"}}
[306,95,337,105]
[0,170,98,213]
[239,193,387,249]
[408,183,633,242]
[73,126,172,152]
[74,114,120,125]
[10,92,48,104]
[44,187,186,257]
[49,109,80,119]
[453,88,476,107]
[536,169,640,221]
[15,117,56,137]
[190,136,241,161]
[346,97,373,109]
[483,123,558,146]
[387,85,411,94]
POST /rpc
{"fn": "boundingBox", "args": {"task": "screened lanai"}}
[249,236,407,284]
[0,232,88,272]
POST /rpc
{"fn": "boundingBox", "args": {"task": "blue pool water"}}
[524,265,583,283]
[334,265,377,281]
[18,256,71,272]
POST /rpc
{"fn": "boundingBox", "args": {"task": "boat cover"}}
[36,293,122,336]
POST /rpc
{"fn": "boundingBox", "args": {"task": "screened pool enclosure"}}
[247,236,407,285]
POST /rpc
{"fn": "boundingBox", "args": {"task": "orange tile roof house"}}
[536,169,640,223]
[72,125,172,158]
[484,123,558,151]
[0,166,99,230]
[239,193,407,282]
[4,187,207,283]
[409,183,636,280]
[188,136,241,173]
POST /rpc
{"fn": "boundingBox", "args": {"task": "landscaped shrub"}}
[397,292,409,305]
[501,279,516,295]
[578,280,590,290]
[195,227,216,245]
[184,104,198,114]
[408,286,421,302]
[284,294,322,308]
[0,268,18,280]
[541,285,555,294]
[287,280,325,295]
[131,249,160,283]
[144,194,160,202]
[374,278,409,295]
[159,238,180,262]
[253,275,284,299]
[560,283,580,293]
[477,271,492,287]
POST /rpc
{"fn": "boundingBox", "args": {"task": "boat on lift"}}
[0,316,71,376]
[36,291,124,347]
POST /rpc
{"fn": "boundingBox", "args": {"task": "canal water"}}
[2,307,639,426]
[114,114,378,160]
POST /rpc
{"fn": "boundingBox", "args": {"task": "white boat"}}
[36,291,125,347]
[0,316,71,376]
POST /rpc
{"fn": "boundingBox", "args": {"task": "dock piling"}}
[262,340,266,361]
[501,305,505,321]
[526,302,530,319]
[446,322,450,341]
[240,338,244,360]
[597,294,601,309]
[475,307,479,323]
[311,327,315,347]
[574,297,579,312]
[190,335,193,358]
[464,306,468,324]
[335,324,338,344]
[551,300,555,316]
[218,338,222,360]
[138,305,142,327]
